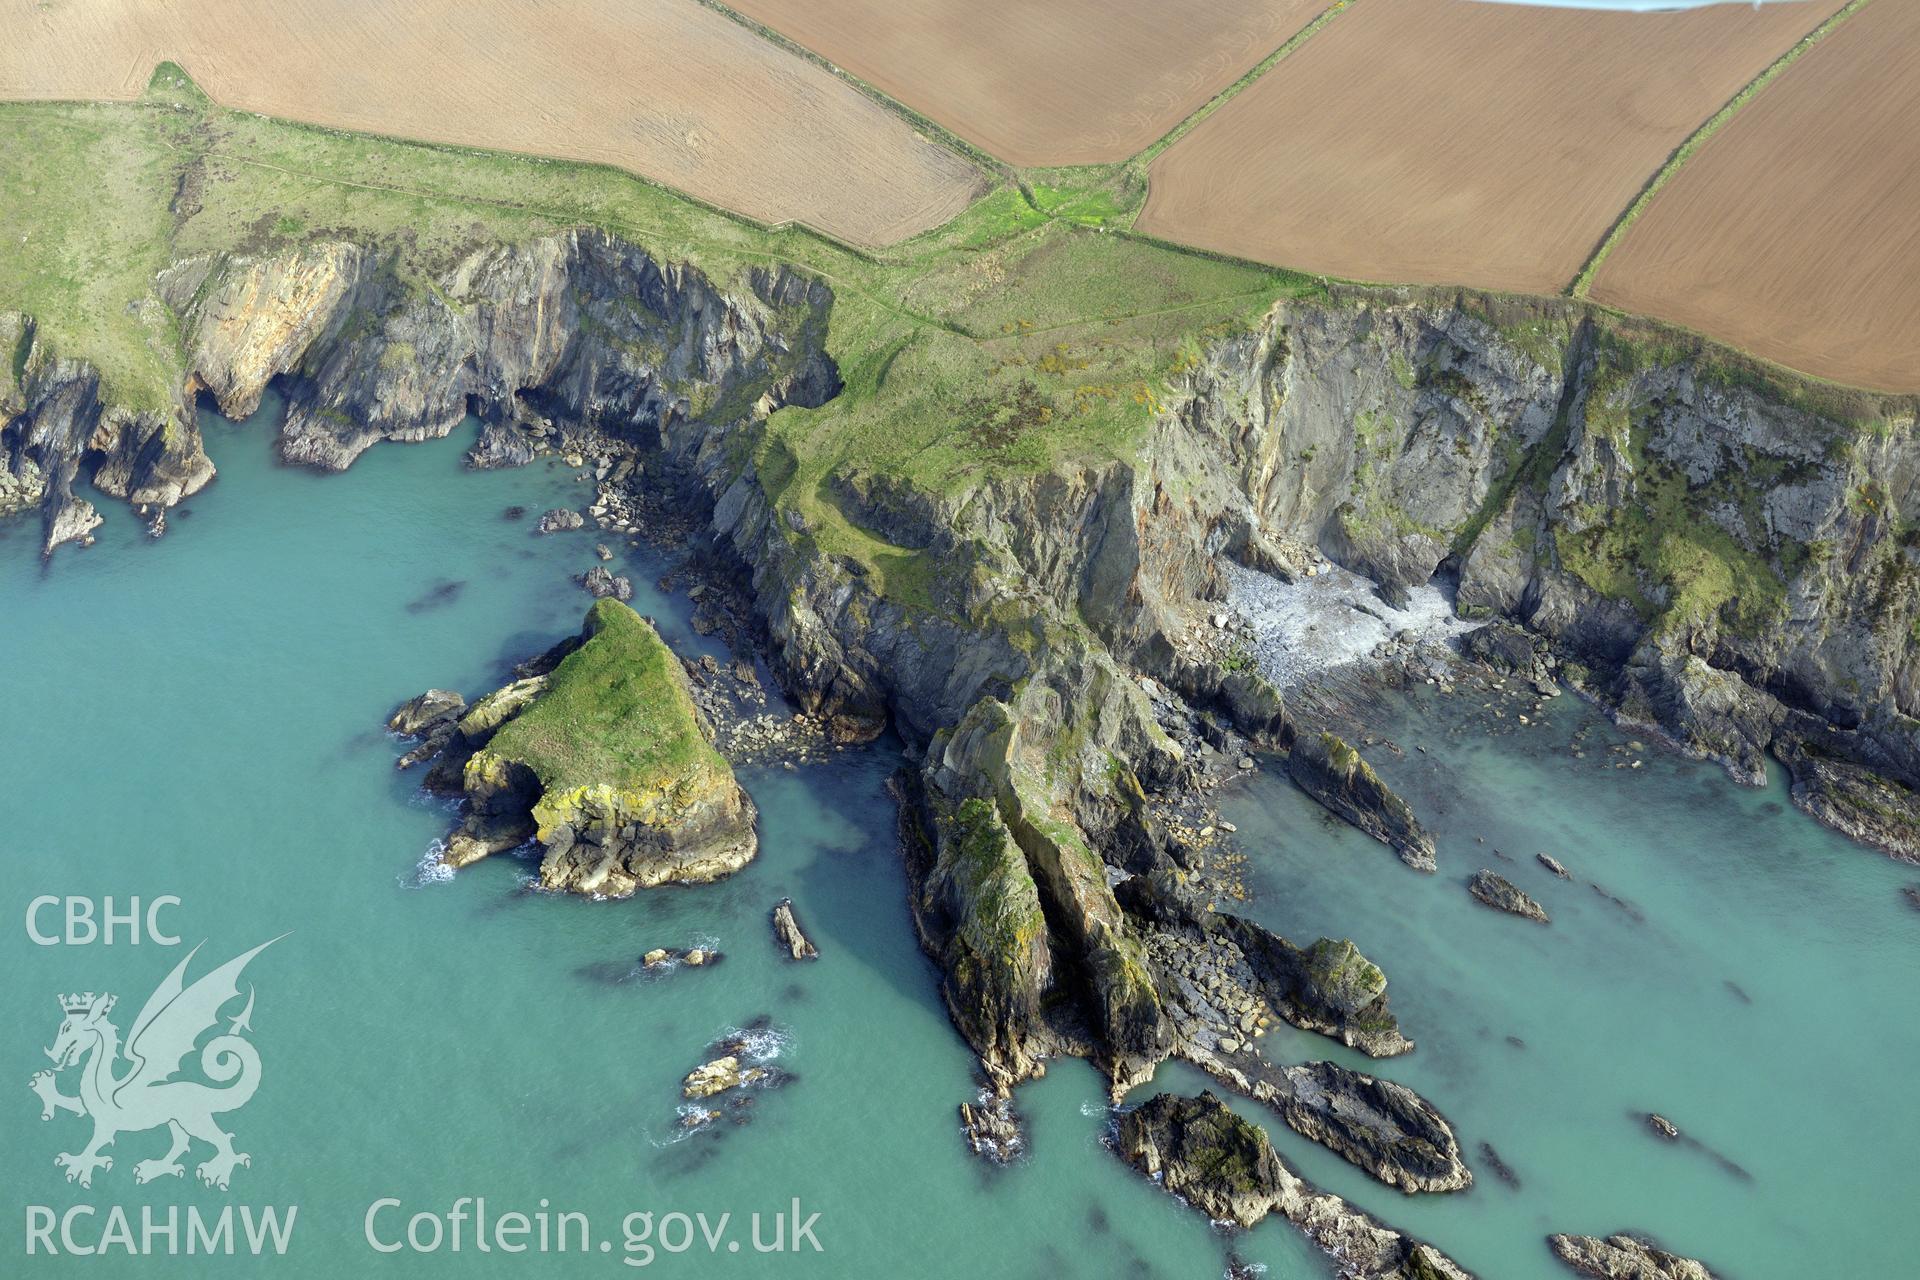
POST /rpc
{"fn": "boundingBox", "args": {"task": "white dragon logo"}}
[28,938,281,1190]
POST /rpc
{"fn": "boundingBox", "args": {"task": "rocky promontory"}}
[393,599,757,897]
[1116,1093,1472,1278]
[1123,868,1413,1058]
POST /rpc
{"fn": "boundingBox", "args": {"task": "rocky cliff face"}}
[2,229,837,554]
[0,314,214,552]
[1165,291,1920,859]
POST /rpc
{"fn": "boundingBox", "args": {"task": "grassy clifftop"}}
[0,63,1300,446]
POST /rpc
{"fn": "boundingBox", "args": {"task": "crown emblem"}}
[60,992,114,1016]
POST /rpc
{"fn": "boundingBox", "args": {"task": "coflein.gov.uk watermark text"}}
[367,1197,824,1266]
[25,1199,822,1265]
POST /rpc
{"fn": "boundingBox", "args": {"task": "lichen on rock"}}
[395,598,756,898]
[1116,1092,1473,1278]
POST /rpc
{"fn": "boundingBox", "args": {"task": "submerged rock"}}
[1468,870,1550,924]
[1288,733,1437,872]
[1478,1141,1520,1188]
[1115,1093,1471,1278]
[958,1092,1022,1164]
[770,898,819,960]
[577,564,634,601]
[1548,1233,1719,1280]
[682,1056,766,1100]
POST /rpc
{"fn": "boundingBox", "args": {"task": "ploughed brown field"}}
[1592,1,1920,393]
[1135,0,1846,296]
[728,0,1328,167]
[0,0,986,247]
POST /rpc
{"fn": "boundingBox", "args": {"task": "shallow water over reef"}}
[1,393,1913,1278]
[1218,681,1920,1278]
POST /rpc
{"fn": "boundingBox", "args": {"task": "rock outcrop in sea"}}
[392,599,757,897]
[1116,1092,1472,1278]
[1548,1233,1720,1280]
[1288,732,1438,871]
[770,899,818,960]
[1468,869,1551,924]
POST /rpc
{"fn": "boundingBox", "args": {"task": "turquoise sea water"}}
[2,396,1914,1277]
[0,398,1320,1280]
[1216,688,1920,1279]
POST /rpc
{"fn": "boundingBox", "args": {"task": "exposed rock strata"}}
[18,228,1920,1260]
[1123,869,1412,1058]
[770,899,818,960]
[1116,1093,1472,1279]
[1289,732,1438,872]
[13,237,1914,865]
[1,314,213,554]
[1241,1060,1471,1194]
[1548,1233,1719,1280]
[5,230,836,554]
